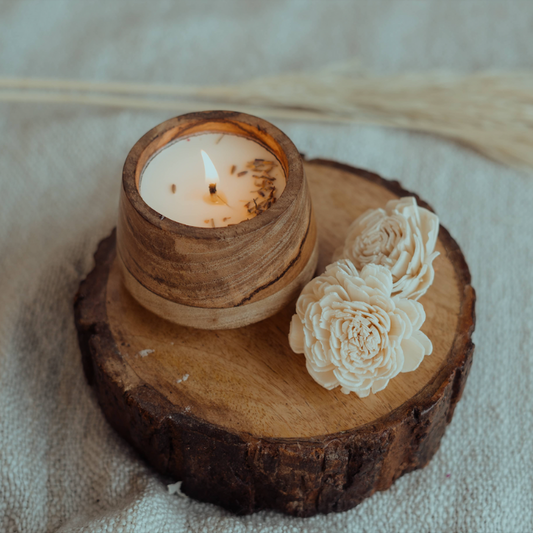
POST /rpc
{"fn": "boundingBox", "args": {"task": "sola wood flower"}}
[336,197,439,300]
[289,260,432,397]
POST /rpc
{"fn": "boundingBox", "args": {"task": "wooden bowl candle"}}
[117,111,318,330]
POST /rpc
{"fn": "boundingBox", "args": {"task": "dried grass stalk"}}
[1,67,533,170]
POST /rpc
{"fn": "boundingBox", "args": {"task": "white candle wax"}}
[140,133,286,227]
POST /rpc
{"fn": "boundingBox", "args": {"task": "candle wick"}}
[207,182,230,207]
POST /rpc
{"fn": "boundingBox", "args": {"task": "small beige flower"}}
[289,260,432,397]
[336,197,439,300]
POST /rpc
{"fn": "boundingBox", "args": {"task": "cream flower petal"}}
[394,298,425,332]
[371,378,390,394]
[390,250,411,278]
[306,362,339,390]
[389,312,406,340]
[329,259,359,278]
[369,294,393,313]
[411,330,433,356]
[401,336,426,372]
[387,196,416,213]
[311,341,331,366]
[320,292,345,309]
[289,315,305,354]
[420,208,439,251]
[361,264,393,296]
[343,385,369,397]
[345,280,371,304]
[393,306,413,340]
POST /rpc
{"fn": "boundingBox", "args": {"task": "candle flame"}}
[201,150,219,186]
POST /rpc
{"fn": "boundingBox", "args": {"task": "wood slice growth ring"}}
[75,160,475,517]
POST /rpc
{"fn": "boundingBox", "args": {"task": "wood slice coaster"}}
[75,159,475,517]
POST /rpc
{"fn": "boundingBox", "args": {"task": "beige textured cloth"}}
[1,1,533,532]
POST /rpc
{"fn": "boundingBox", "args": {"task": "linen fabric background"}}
[1,1,532,532]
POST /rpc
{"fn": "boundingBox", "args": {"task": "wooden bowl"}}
[117,111,318,330]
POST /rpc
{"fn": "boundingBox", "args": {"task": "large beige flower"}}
[289,260,432,397]
[337,197,439,300]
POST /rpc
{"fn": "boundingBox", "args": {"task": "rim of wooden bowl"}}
[122,110,304,240]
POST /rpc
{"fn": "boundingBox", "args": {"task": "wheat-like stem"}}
[2,69,533,170]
